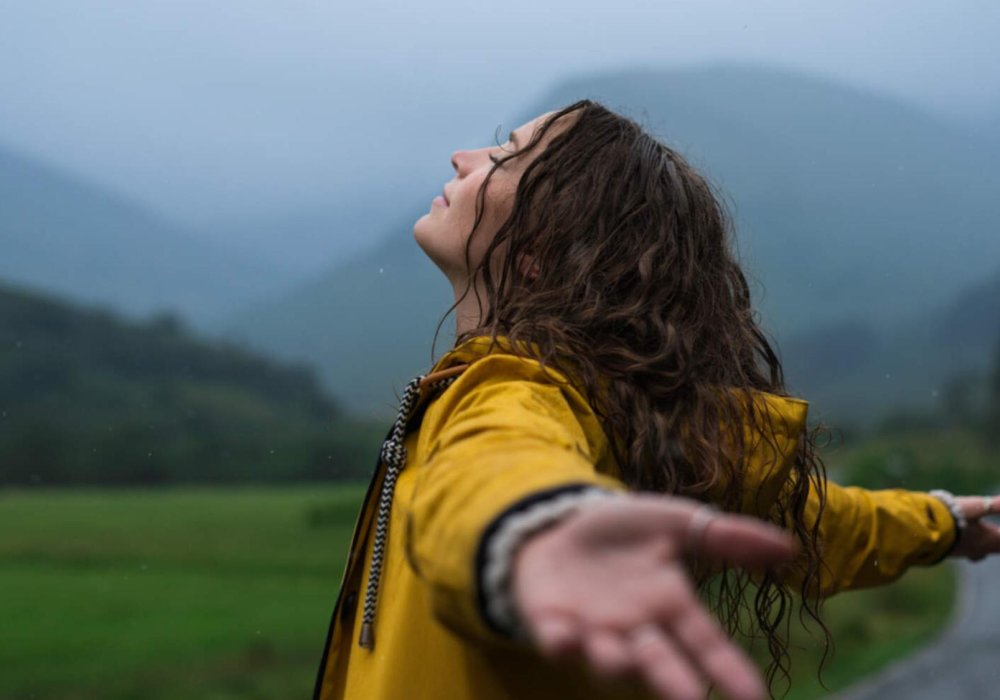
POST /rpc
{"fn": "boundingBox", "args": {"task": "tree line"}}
[0,281,384,486]
[2,278,997,487]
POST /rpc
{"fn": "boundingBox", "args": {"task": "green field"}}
[774,562,955,699]
[1,485,956,699]
[0,485,366,700]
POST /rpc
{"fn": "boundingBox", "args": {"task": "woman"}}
[312,100,1000,700]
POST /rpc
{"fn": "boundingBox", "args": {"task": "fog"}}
[2,0,998,234]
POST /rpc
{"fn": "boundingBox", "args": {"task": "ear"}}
[517,252,541,282]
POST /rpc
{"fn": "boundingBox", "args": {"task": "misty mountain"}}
[201,190,407,278]
[220,211,454,421]
[222,63,1000,422]
[971,103,1000,142]
[781,262,1000,426]
[0,143,306,330]
[933,268,1000,352]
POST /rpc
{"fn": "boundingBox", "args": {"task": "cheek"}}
[467,183,516,241]
[470,184,516,240]
[458,171,516,220]
[421,174,515,275]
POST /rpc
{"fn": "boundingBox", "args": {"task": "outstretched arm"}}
[769,475,1000,596]
[402,355,632,644]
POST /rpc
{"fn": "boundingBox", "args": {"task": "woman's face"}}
[413,109,569,290]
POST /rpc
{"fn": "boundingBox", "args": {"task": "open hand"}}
[953,495,1000,561]
[509,493,796,700]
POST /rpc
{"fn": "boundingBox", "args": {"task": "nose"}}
[451,149,467,174]
[451,147,486,175]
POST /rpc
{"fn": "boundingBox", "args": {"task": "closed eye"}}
[490,124,518,168]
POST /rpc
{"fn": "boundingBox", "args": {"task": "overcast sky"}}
[2,0,998,233]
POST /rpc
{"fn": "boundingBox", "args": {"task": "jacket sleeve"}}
[401,354,630,648]
[777,473,959,597]
[711,397,960,597]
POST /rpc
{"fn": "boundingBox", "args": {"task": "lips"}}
[442,188,450,206]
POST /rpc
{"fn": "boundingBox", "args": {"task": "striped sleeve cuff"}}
[474,484,628,642]
[928,489,965,562]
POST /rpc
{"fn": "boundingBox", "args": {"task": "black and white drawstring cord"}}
[358,372,459,650]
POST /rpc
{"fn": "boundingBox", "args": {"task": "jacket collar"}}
[427,335,536,372]
[420,333,808,440]
[416,335,540,388]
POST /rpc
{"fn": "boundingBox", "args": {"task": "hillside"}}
[781,263,1000,425]
[0,143,303,329]
[222,63,1000,421]
[0,280,383,485]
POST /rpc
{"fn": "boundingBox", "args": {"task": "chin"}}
[413,215,432,249]
[413,219,441,262]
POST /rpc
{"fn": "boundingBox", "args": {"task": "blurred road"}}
[835,554,1000,699]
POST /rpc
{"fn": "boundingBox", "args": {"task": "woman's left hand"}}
[952,495,1000,561]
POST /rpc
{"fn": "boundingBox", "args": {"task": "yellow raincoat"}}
[313,335,957,700]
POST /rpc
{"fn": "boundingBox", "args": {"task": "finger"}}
[958,495,1000,521]
[598,495,795,565]
[693,512,797,567]
[629,624,707,700]
[629,624,708,700]
[670,596,767,700]
[581,627,638,681]
[531,611,582,660]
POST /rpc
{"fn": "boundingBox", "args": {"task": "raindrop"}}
[884,373,892,380]
[379,267,384,274]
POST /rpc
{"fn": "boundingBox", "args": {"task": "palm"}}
[515,511,691,631]
[510,493,795,700]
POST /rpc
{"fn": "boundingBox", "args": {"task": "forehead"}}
[515,109,574,146]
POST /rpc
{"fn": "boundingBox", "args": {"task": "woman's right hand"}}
[953,495,1000,561]
[509,493,796,700]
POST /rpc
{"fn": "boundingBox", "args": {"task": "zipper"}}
[310,422,393,700]
[310,362,472,698]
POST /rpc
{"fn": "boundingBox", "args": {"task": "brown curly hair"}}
[431,98,833,696]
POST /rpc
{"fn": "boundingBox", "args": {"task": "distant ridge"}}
[0,142,303,330]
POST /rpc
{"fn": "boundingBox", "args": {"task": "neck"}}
[452,278,489,337]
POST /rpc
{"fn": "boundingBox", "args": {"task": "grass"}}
[778,563,956,699]
[0,484,367,699]
[0,482,957,699]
